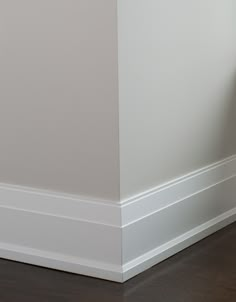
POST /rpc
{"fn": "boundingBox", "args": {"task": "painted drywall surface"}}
[0,1,120,201]
[118,0,236,199]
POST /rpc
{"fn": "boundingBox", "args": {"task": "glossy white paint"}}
[0,156,235,282]
[121,155,236,280]
[0,194,123,282]
[0,183,121,226]
[122,208,236,282]
[121,155,236,225]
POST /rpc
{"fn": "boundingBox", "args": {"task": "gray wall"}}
[118,0,236,199]
[0,1,120,201]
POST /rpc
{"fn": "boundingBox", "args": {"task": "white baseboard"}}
[122,203,236,282]
[0,241,123,282]
[0,156,236,282]
[0,185,123,282]
[121,155,236,282]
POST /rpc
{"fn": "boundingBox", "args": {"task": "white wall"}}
[1,0,236,203]
[118,0,236,199]
[0,0,120,201]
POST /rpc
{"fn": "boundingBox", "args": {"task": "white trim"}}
[121,155,236,281]
[0,155,235,282]
[0,183,121,227]
[122,207,236,282]
[0,204,122,282]
[0,242,123,283]
[121,155,236,225]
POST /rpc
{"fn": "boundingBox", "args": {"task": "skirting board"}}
[0,185,123,282]
[0,156,236,282]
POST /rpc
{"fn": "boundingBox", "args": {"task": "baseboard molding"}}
[122,206,236,282]
[0,156,236,282]
[121,155,236,225]
[0,241,123,283]
[0,185,123,282]
[121,155,236,282]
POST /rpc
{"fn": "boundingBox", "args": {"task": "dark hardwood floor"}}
[0,222,235,302]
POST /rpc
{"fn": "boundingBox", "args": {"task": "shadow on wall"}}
[220,71,236,158]
[204,71,236,217]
